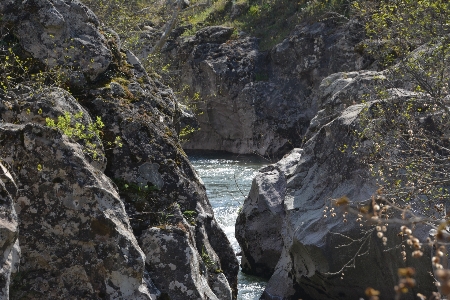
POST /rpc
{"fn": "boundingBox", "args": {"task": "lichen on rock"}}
[0,1,238,299]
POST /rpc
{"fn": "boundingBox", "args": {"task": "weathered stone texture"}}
[0,162,19,300]
[82,51,238,299]
[1,0,111,80]
[0,1,238,299]
[236,73,437,299]
[134,20,371,157]
[0,122,154,299]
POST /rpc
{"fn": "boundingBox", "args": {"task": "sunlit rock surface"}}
[236,74,438,299]
[0,162,19,300]
[0,1,238,299]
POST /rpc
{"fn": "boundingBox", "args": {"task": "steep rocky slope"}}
[0,1,237,299]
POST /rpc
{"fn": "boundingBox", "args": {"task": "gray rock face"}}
[0,162,19,300]
[0,122,154,299]
[236,73,437,299]
[83,54,238,298]
[236,149,302,278]
[0,1,238,299]
[140,226,232,300]
[0,76,237,298]
[134,20,371,157]
[1,0,111,80]
[305,70,385,140]
[0,86,107,171]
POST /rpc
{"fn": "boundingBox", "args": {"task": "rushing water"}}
[188,151,269,300]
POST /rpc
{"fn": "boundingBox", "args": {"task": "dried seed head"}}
[412,250,423,258]
[401,278,416,288]
[398,267,415,277]
[365,287,380,297]
[436,269,449,280]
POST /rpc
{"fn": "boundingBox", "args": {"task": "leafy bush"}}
[45,112,122,160]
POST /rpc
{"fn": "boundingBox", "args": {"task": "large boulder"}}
[236,149,302,278]
[82,49,238,299]
[0,122,155,299]
[236,73,439,299]
[1,0,112,81]
[140,225,232,300]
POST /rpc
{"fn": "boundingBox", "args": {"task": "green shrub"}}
[45,111,122,160]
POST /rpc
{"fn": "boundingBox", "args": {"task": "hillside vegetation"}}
[83,0,351,50]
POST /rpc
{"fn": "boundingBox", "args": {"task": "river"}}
[188,151,269,300]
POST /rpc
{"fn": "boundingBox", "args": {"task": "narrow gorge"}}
[1,0,449,300]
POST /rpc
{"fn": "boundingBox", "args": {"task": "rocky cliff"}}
[0,1,237,299]
[235,71,440,299]
[134,19,372,158]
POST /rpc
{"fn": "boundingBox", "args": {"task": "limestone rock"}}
[236,149,302,278]
[82,51,238,299]
[1,0,112,80]
[305,70,386,140]
[0,86,107,171]
[0,1,238,298]
[0,75,237,299]
[137,19,371,158]
[236,60,440,299]
[140,226,232,300]
[0,123,155,299]
[237,100,437,299]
